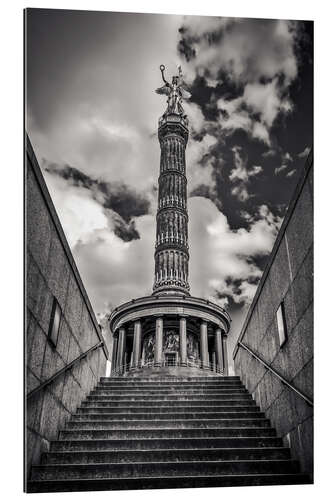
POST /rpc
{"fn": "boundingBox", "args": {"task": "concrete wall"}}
[25,136,109,481]
[233,151,313,477]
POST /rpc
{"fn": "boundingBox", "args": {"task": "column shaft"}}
[154,317,163,366]
[117,327,126,373]
[212,351,216,372]
[111,335,118,373]
[200,321,209,369]
[179,316,187,366]
[222,334,229,375]
[215,327,223,373]
[132,320,142,368]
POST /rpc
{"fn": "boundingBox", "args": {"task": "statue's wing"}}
[180,87,192,99]
[155,85,170,96]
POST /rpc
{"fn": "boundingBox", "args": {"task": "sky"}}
[26,9,313,355]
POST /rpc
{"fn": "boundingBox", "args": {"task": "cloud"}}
[178,18,300,145]
[43,161,152,243]
[283,152,293,163]
[250,165,263,176]
[179,18,298,85]
[231,185,252,203]
[186,132,218,195]
[183,101,206,135]
[189,197,282,307]
[274,164,288,175]
[229,151,263,182]
[216,79,293,145]
[27,10,185,200]
[298,146,310,158]
[42,162,156,313]
[179,16,235,40]
[273,150,294,175]
[42,171,109,248]
[216,279,259,307]
[229,146,262,201]
[243,79,292,128]
[262,149,277,158]
[72,215,156,314]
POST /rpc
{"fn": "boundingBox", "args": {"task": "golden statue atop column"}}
[156,65,191,117]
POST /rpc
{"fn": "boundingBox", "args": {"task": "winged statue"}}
[156,65,191,117]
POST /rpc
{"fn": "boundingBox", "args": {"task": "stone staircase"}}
[27,376,310,492]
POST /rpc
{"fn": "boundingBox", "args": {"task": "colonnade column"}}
[179,316,187,366]
[116,327,126,373]
[215,327,223,374]
[154,317,163,366]
[141,346,145,366]
[111,334,118,373]
[200,320,209,369]
[132,320,142,368]
[212,351,216,372]
[222,333,229,375]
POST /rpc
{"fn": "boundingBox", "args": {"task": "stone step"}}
[92,388,248,395]
[86,393,253,401]
[65,418,270,430]
[27,373,308,493]
[77,405,261,414]
[81,399,257,408]
[42,447,291,465]
[51,436,285,452]
[73,411,265,420]
[98,382,244,389]
[27,473,310,492]
[41,448,290,465]
[100,376,241,382]
[30,459,299,480]
[59,427,276,440]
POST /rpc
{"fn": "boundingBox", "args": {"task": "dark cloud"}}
[213,275,261,310]
[177,35,196,62]
[44,162,94,187]
[98,181,150,223]
[43,160,150,241]
[112,217,140,242]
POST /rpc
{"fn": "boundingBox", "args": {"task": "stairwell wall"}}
[25,135,109,480]
[233,151,313,477]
